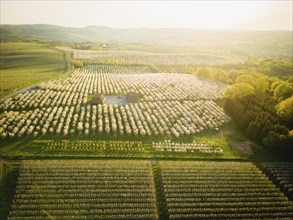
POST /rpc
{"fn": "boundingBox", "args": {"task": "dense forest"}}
[224,61,293,152]
[187,57,293,154]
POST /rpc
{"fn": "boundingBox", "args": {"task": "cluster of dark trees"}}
[186,57,292,84]
[70,43,103,51]
[221,58,293,152]
[70,59,84,68]
[224,95,292,149]
[245,58,293,80]
[186,66,230,83]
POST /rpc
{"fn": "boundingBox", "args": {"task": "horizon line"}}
[1,23,292,32]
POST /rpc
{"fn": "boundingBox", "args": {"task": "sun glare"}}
[1,1,292,30]
[151,1,264,29]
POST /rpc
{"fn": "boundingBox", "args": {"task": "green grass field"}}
[0,122,252,160]
[0,42,67,98]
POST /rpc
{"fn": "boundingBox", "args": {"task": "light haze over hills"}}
[1,24,292,58]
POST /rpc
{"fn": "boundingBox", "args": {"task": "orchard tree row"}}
[73,50,231,65]
[0,100,227,139]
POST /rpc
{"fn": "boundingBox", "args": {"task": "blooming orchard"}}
[153,140,223,154]
[0,65,229,139]
[73,50,232,65]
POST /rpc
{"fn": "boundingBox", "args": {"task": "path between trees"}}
[65,51,71,74]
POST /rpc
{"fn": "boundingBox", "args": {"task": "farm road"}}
[65,51,71,74]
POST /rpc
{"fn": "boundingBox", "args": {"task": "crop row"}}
[0,65,228,139]
[32,139,224,155]
[153,139,223,154]
[77,65,152,74]
[159,161,293,219]
[261,162,293,200]
[35,139,144,151]
[1,65,226,111]
[73,50,231,65]
[9,160,158,220]
[0,100,227,139]
[8,160,293,220]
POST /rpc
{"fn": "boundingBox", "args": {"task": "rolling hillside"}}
[1,24,292,57]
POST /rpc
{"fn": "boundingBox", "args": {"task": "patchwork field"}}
[2,160,293,220]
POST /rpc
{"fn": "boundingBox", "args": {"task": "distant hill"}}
[1,24,292,57]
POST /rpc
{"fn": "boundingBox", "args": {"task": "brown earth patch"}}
[230,139,254,156]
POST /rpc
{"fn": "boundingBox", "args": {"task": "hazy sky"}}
[1,1,292,30]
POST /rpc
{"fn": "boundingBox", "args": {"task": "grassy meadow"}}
[0,42,67,98]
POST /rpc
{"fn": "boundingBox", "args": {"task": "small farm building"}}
[92,93,106,104]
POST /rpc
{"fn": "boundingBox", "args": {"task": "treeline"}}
[223,66,293,152]
[70,43,103,51]
[224,96,291,149]
[185,57,292,83]
[69,59,153,68]
[245,58,293,80]
[186,66,230,83]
